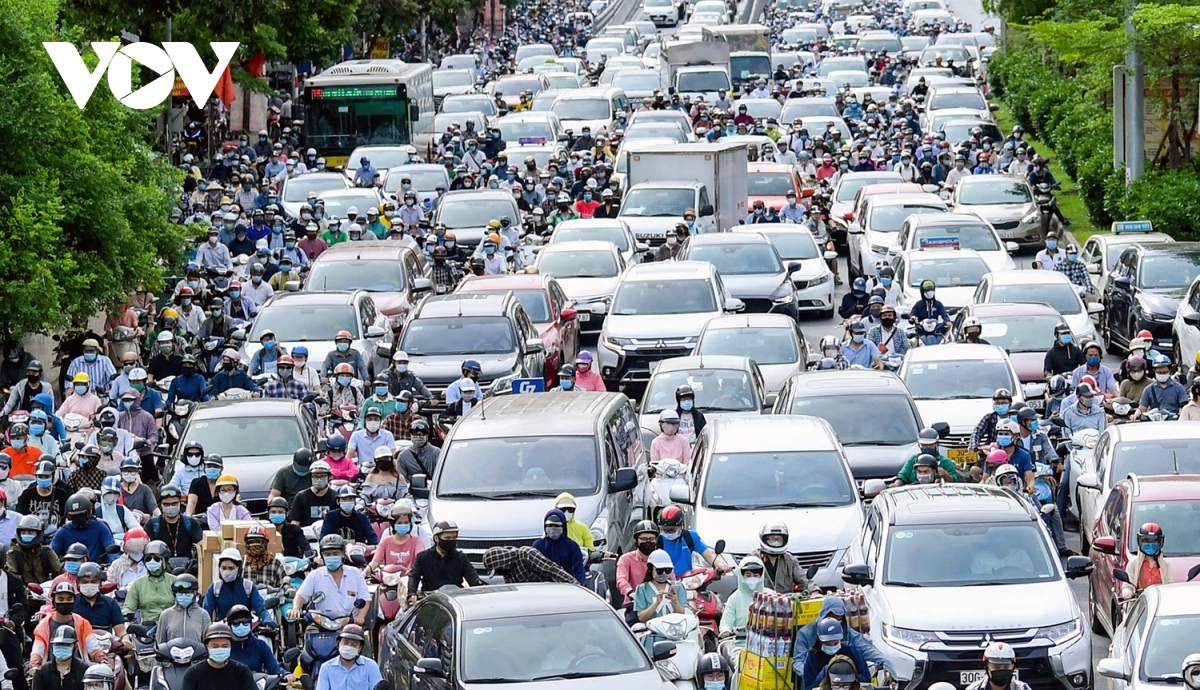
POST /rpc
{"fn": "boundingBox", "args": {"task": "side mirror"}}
[1113,568,1131,585]
[930,421,950,438]
[375,344,392,360]
[1087,263,1101,276]
[1097,658,1129,681]
[1064,555,1094,579]
[841,563,872,586]
[366,325,387,339]
[713,539,725,556]
[524,337,545,353]
[988,103,999,112]
[724,297,745,313]
[283,648,301,666]
[610,467,638,493]
[1077,473,1100,490]
[127,624,147,638]
[1188,563,1200,582]
[636,242,650,253]
[787,261,802,274]
[105,544,122,555]
[560,307,578,322]
[823,250,838,261]
[652,641,677,661]
[408,104,421,122]
[300,674,314,690]
[414,658,445,677]
[413,277,433,292]
[763,392,778,410]
[1113,275,1131,287]
[1183,311,1200,327]
[1087,302,1104,315]
[699,204,715,217]
[668,483,692,504]
[861,478,886,499]
[590,302,608,315]
[263,596,281,609]
[410,473,429,498]
[1005,241,1019,252]
[1092,536,1117,555]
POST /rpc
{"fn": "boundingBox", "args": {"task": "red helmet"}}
[657,504,685,528]
[1136,329,1154,341]
[245,525,269,544]
[335,330,353,341]
[334,362,354,375]
[1137,522,1164,551]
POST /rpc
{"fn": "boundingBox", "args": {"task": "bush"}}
[1111,170,1200,241]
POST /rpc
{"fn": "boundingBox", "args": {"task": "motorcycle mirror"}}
[3,670,19,681]
[354,597,368,609]
[283,648,301,666]
[1113,568,1131,585]
[105,544,122,555]
[309,591,326,607]
[806,564,820,580]
[27,583,43,595]
[263,596,280,609]
[300,675,313,690]
[714,539,725,555]
[127,623,147,638]
[1188,563,1200,582]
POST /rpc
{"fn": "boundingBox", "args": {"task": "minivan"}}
[550,87,630,135]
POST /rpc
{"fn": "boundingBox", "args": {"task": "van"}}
[411,392,643,599]
[550,87,629,135]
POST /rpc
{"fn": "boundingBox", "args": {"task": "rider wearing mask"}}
[909,280,950,333]
[266,497,306,558]
[894,428,958,486]
[406,521,483,597]
[1053,244,1093,292]
[206,351,260,399]
[616,521,659,606]
[1043,324,1083,378]
[27,410,64,464]
[394,417,434,478]
[51,493,115,564]
[361,376,398,420]
[651,409,690,463]
[145,486,203,560]
[321,485,378,545]
[1124,523,1172,597]
[261,355,308,400]
[960,317,989,345]
[1034,231,1064,271]
[1139,354,1188,416]
[31,601,105,673]
[4,421,44,478]
[241,525,287,591]
[203,548,275,626]
[633,549,687,630]
[288,460,337,528]
[798,620,871,690]
[165,355,206,405]
[155,575,210,646]
[225,605,287,679]
[72,562,125,638]
[186,454,225,521]
[268,448,313,503]
[382,350,433,399]
[841,321,883,370]
[207,475,252,529]
[1071,341,1117,395]
[348,408,395,463]
[248,330,284,376]
[674,385,706,446]
[753,523,809,593]
[106,528,148,590]
[968,388,1014,459]
[866,305,910,359]
[532,509,586,585]
[321,331,369,381]
[553,493,595,553]
[57,372,103,418]
[365,502,425,577]
[6,514,62,586]
[316,625,381,690]
[574,352,604,392]
[656,505,731,578]
[95,477,138,541]
[122,541,174,624]
[656,223,687,262]
[180,623,257,690]
[838,278,870,320]
[719,555,766,641]
[964,642,1031,690]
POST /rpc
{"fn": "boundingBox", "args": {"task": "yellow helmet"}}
[160,307,180,320]
[487,219,502,229]
[215,474,239,489]
[72,372,91,384]
[1194,348,1200,364]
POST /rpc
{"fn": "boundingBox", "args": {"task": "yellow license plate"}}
[947,447,974,467]
[325,156,349,170]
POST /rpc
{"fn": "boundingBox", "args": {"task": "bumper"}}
[645,12,678,24]
[1133,317,1174,352]
[794,277,835,312]
[992,217,1043,245]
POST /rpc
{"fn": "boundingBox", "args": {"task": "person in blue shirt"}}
[51,493,116,564]
[840,322,882,369]
[316,625,381,690]
[319,486,379,545]
[655,505,733,578]
[793,598,892,678]
[1069,341,1117,395]
[202,548,275,626]
[1140,355,1189,416]
[226,605,288,679]
[532,509,586,584]
[909,280,950,333]
[205,351,261,399]
[985,419,1034,485]
[30,392,69,445]
[779,192,807,222]
[167,355,207,404]
[798,620,871,690]
[73,562,126,635]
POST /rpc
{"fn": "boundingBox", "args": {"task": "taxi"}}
[1078,220,1175,305]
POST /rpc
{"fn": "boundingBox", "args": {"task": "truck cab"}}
[618,182,716,246]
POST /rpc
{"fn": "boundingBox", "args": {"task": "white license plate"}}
[961,671,1018,685]
[1029,398,1045,410]
[998,229,1015,239]
[578,313,591,322]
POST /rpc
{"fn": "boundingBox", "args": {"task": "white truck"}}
[657,33,732,102]
[618,142,749,247]
[710,24,772,90]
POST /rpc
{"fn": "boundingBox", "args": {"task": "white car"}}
[694,313,808,393]
[549,218,648,267]
[534,240,626,335]
[899,343,1024,467]
[848,193,947,281]
[1099,583,1200,690]
[892,212,1019,273]
[891,247,992,312]
[968,270,1104,347]
[1173,273,1200,365]
[279,172,350,219]
[737,227,837,316]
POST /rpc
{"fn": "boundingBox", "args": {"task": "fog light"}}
[1071,673,1088,686]
[603,367,614,376]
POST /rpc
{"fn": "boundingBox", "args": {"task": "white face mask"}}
[79,583,101,598]
[366,420,381,433]
[338,644,360,661]
[1156,373,1171,383]
[219,491,236,504]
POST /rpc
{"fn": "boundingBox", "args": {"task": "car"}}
[439,53,478,70]
[316,188,383,221]
[900,35,933,59]
[599,56,646,81]
[899,344,1024,468]
[621,121,693,144]
[780,97,841,121]
[279,172,351,219]
[937,118,1004,147]
[430,189,522,248]
[1104,243,1200,355]
[513,43,556,64]
[746,162,801,211]
[1087,474,1200,637]
[827,70,870,88]
[516,55,565,73]
[675,415,870,592]
[1078,227,1175,306]
[453,274,580,388]
[609,69,662,101]
[502,142,568,170]
[544,72,583,90]
[736,227,837,316]
[857,31,903,55]
[891,247,992,313]
[1171,273,1200,367]
[771,51,817,72]
[788,115,852,142]
[643,0,684,25]
[533,240,627,336]
[439,94,499,124]
[927,109,996,137]
[816,55,867,77]
[304,240,432,334]
[826,171,904,242]
[1096,582,1200,690]
[848,192,948,280]
[243,290,393,369]
[432,69,478,107]
[920,85,992,129]
[969,270,1103,349]
[904,66,953,90]
[344,145,417,183]
[627,109,693,133]
[530,89,565,112]
[772,370,926,491]
[848,86,896,105]
[781,24,830,45]
[836,182,926,252]
[891,212,1019,273]
[678,233,802,320]
[948,176,1043,248]
[843,483,1095,690]
[597,261,745,391]
[380,163,451,209]
[494,112,567,149]
[433,112,487,138]
[548,218,648,268]
[917,41,972,68]
[949,302,1070,412]
[1073,422,1200,559]
[166,399,321,514]
[397,292,547,404]
[486,74,552,109]
[695,314,808,394]
[636,355,769,449]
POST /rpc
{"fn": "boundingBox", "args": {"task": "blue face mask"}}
[680,399,693,411]
[269,513,286,525]
[229,291,241,300]
[52,646,74,661]
[263,340,276,351]
[231,623,252,638]
[118,401,129,412]
[1067,254,1078,262]
[188,281,199,290]
[998,435,1014,447]
[663,530,681,541]
[146,559,164,574]
[11,439,24,450]
[336,342,350,353]
[396,403,408,414]
[1030,420,1040,432]
[1046,240,1057,250]
[1086,356,1101,366]
[65,561,80,575]
[852,334,865,343]
[19,533,35,544]
[1141,543,1161,556]
[181,298,192,306]
[340,501,355,513]
[205,468,221,481]
[821,644,841,655]
[445,242,455,250]
[881,278,892,287]
[175,593,194,608]
[84,353,98,363]
[561,380,574,390]
[994,405,1009,416]
[325,555,343,570]
[1060,334,1072,345]
[584,193,592,201]
[375,386,389,397]
[30,424,45,436]
[74,385,89,396]
[337,376,352,387]
[37,478,52,489]
[208,647,231,664]
[394,523,412,535]
[485,247,496,256]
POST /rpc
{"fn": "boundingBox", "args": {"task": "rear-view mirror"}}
[668,483,692,504]
[610,467,637,493]
[652,641,677,661]
[1092,536,1117,555]
[841,564,872,586]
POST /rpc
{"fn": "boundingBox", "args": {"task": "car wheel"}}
[1173,338,1183,372]
[1102,313,1120,355]
[1089,576,1108,637]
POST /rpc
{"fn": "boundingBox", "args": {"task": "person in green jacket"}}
[122,540,176,623]
[555,493,595,552]
[320,220,348,247]
[893,427,960,486]
[717,555,765,670]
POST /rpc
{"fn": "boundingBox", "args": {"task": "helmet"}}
[268,496,289,511]
[50,626,78,646]
[985,449,1010,467]
[244,525,269,543]
[917,427,939,446]
[963,316,982,332]
[431,520,459,537]
[658,409,680,424]
[66,492,93,517]
[994,464,1021,488]
[171,574,199,592]
[1137,522,1165,554]
[17,514,44,544]
[819,335,839,352]
[1017,407,1038,422]
[983,641,1016,663]
[1076,382,1095,397]
[1047,374,1068,396]
[632,519,660,538]
[658,504,685,528]
[852,277,867,293]
[389,502,414,520]
[226,604,253,624]
[53,580,77,598]
[675,384,694,400]
[697,653,729,679]
[214,474,238,489]
[337,484,358,499]
[914,453,938,469]
[995,418,1019,434]
[158,485,183,501]
[218,547,243,564]
[410,418,430,434]
[334,362,354,376]
[293,448,314,467]
[338,624,367,643]
[325,434,347,451]
[145,541,171,560]
[77,562,102,580]
[101,476,121,495]
[64,542,89,561]
[1183,654,1200,690]
[204,623,236,643]
[319,534,346,552]
[83,664,116,686]
[310,460,332,475]
[992,387,1012,400]
[759,522,789,555]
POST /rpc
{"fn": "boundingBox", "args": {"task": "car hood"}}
[604,312,711,339]
[790,259,829,280]
[1009,351,1048,383]
[694,503,862,557]
[1063,312,1095,340]
[222,454,293,500]
[444,224,491,245]
[556,276,621,302]
[619,216,682,238]
[429,492,604,539]
[882,580,1077,630]
[367,291,412,317]
[434,85,476,97]
[758,362,801,395]
[924,285,975,311]
[980,251,1017,273]
[463,669,672,690]
[913,398,995,436]
[750,195,791,210]
[957,202,1033,221]
[721,272,790,299]
[842,443,918,480]
[1139,288,1187,316]
[410,353,518,385]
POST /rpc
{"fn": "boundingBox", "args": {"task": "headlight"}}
[491,373,518,393]
[1036,619,1082,646]
[1022,210,1041,224]
[604,336,633,349]
[882,624,939,651]
[1084,435,1098,449]
[1140,306,1174,321]
[773,293,795,305]
[809,272,833,287]
[666,620,687,640]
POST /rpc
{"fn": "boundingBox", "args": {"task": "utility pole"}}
[1125,10,1145,182]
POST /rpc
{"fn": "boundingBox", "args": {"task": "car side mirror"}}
[412,277,433,292]
[787,261,802,274]
[1087,263,1101,275]
[930,421,950,438]
[763,392,778,410]
[1188,563,1200,582]
[1077,472,1100,490]
[699,204,715,217]
[1064,555,1093,579]
[1092,536,1117,556]
[861,478,886,499]
[724,297,745,313]
[610,467,638,493]
[636,242,650,253]
[1097,658,1129,682]
[1005,241,1019,252]
[524,337,545,353]
[1183,311,1200,327]
[414,658,445,677]
[410,474,429,498]
[988,103,999,111]
[668,483,692,504]
[561,307,578,322]
[841,563,872,586]
[590,302,608,315]
[284,281,301,292]
[1087,302,1104,315]
[823,250,838,261]
[366,325,387,339]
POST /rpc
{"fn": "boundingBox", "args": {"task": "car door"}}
[550,280,580,366]
[1105,249,1137,343]
[1118,598,1150,690]
[1092,486,1123,623]
[1176,278,1200,362]
[390,602,454,690]
[1080,237,1104,303]
[516,307,547,379]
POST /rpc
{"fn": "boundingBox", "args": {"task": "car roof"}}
[387,163,446,174]
[857,183,922,197]
[624,260,714,279]
[316,239,415,260]
[1097,233,1175,246]
[986,269,1071,286]
[1146,582,1200,616]
[191,398,302,420]
[958,175,1029,188]
[879,483,1039,525]
[688,232,772,246]
[964,302,1063,319]
[837,171,901,182]
[748,162,796,173]
[787,369,910,394]
[539,240,619,255]
[317,188,382,200]
[702,313,797,330]
[416,292,513,317]
[867,193,945,207]
[907,212,991,227]
[557,218,629,231]
[709,415,840,452]
[1137,242,1200,259]
[1123,474,1200,501]
[1109,421,1200,444]
[266,290,358,306]
[436,582,614,619]
[904,342,1010,363]
[440,189,515,202]
[652,354,754,374]
[902,247,985,262]
[453,391,627,439]
[458,274,554,292]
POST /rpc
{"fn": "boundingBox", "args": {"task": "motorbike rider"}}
[58,373,104,418]
[4,421,44,478]
[265,497,305,558]
[1033,231,1064,271]
[394,416,435,479]
[444,359,482,404]
[348,408,395,464]
[123,540,174,623]
[550,493,594,553]
[1139,354,1188,416]
[968,388,1014,458]
[532,509,586,585]
[1122,522,1173,598]
[156,574,210,645]
[96,476,139,540]
[1062,382,1108,435]
[1117,355,1152,403]
[1071,341,1117,395]
[866,304,909,360]
[718,554,766,645]
[288,459,336,528]
[381,350,432,400]
[49,543,87,597]
[698,653,731,690]
[1181,380,1200,420]
[656,505,731,578]
[32,626,89,690]
[316,624,381,690]
[289,346,321,390]
[208,474,252,529]
[909,280,950,333]
[674,384,707,446]
[841,321,883,370]
[105,528,148,590]
[225,604,288,679]
[633,548,687,632]
[180,623,257,690]
[145,486,203,561]
[268,448,313,503]
[838,278,870,320]
[52,493,115,564]
[964,641,1031,690]
[28,409,63,464]
[321,330,369,381]
[365,502,425,577]
[650,409,690,463]
[290,534,371,624]
[321,485,378,545]
[165,355,207,405]
[1044,324,1083,377]
[186,454,226,522]
[6,514,62,587]
[32,582,107,667]
[406,521,483,598]
[66,340,116,400]
[203,548,275,627]
[0,549,27,689]
[798,620,872,690]
[894,428,958,486]
[327,363,364,410]
[206,351,261,399]
[361,375,399,420]
[72,562,125,639]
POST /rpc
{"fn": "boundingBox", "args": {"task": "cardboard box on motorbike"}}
[221,519,284,554]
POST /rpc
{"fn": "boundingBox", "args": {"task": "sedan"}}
[892,248,992,313]
[969,270,1104,347]
[621,122,692,144]
[893,212,1018,273]
[636,354,768,449]
[534,240,626,335]
[316,188,383,221]
[1104,243,1200,354]
[381,163,450,209]
[695,313,808,394]
[678,233,801,320]
[950,176,1044,248]
[732,98,783,122]
[740,227,837,316]
[279,172,350,219]
[746,162,801,211]
[949,302,1070,410]
[433,69,477,102]
[344,145,416,183]
[610,69,661,101]
[1096,583,1200,690]
[243,290,393,369]
[440,94,499,123]
[548,218,648,267]
[848,193,947,280]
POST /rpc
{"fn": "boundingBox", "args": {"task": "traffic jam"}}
[15,0,1200,686]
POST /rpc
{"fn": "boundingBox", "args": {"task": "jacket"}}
[31,613,99,667]
[155,603,211,645]
[5,544,62,584]
[555,493,595,551]
[1122,552,1174,598]
[793,598,893,678]
[756,549,809,593]
[801,645,869,690]
[480,545,576,584]
[124,570,175,623]
[532,509,586,584]
[720,555,765,634]
[202,576,273,624]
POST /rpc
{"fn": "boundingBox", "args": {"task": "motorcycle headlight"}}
[882,624,939,650]
[666,620,686,640]
[1084,435,1098,449]
[383,571,404,587]
[1036,619,1082,646]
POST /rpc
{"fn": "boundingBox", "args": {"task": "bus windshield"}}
[304,90,410,155]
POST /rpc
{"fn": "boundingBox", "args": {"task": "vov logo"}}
[42,41,240,109]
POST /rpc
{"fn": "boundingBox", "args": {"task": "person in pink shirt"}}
[321,434,360,480]
[616,520,660,606]
[573,352,605,392]
[650,409,691,463]
[57,372,104,418]
[365,502,425,578]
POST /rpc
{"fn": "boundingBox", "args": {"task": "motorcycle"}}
[637,612,704,690]
[297,592,368,686]
[92,628,132,690]
[106,326,141,367]
[913,317,946,347]
[1034,182,1060,236]
[635,458,688,523]
[367,564,408,652]
[1140,407,1179,422]
[680,567,722,653]
[1049,418,1099,518]
[126,623,160,689]
[162,399,195,454]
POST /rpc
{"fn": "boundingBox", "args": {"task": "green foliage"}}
[1111,170,1200,240]
[0,0,185,338]
[356,0,481,56]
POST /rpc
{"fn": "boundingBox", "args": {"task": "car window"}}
[883,522,1059,586]
[408,603,454,663]
[702,450,855,509]
[1081,238,1100,268]
[180,416,307,462]
[698,327,798,365]
[1141,615,1200,682]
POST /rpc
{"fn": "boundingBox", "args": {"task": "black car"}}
[678,233,802,320]
[1103,243,1200,354]
[378,584,674,690]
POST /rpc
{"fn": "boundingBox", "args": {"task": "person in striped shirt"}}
[65,339,117,399]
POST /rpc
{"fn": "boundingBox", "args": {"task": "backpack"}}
[212,577,255,600]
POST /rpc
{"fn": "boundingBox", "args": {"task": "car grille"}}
[740,298,776,314]
[793,279,811,290]
[855,477,897,504]
[921,635,1065,690]
[639,236,667,248]
[992,220,1020,230]
[730,549,835,570]
[625,349,693,373]
[457,538,538,568]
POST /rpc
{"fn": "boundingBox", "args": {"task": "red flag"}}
[246,51,266,78]
[214,66,235,108]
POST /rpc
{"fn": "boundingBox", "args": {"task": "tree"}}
[1130,3,1200,168]
[356,0,482,59]
[0,0,186,340]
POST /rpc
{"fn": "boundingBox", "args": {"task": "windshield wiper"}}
[467,678,524,684]
[529,672,623,681]
[939,394,986,400]
[438,492,498,500]
[883,580,923,587]
[1145,677,1183,684]
[487,490,562,499]
[755,501,844,509]
[705,504,750,510]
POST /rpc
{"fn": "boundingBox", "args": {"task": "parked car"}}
[1103,243,1200,355]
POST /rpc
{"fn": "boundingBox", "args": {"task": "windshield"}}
[496,78,545,96]
[306,261,406,292]
[677,70,732,93]
[619,188,695,217]
[903,358,1015,399]
[959,181,1032,205]
[763,231,819,260]
[1127,500,1200,556]
[913,224,999,251]
[383,169,447,194]
[836,176,899,202]
[552,98,611,121]
[1142,615,1200,683]
[990,283,1082,315]
[1110,441,1200,489]
[868,204,945,232]
[554,224,630,251]
[496,119,554,143]
[433,71,474,88]
[346,149,412,172]
[400,316,516,355]
[181,417,306,460]
[624,124,686,142]
[613,278,717,315]
[702,451,854,509]
[977,316,1064,352]
[789,394,919,445]
[1140,253,1200,289]
[831,72,869,87]
[438,436,598,497]
[441,97,495,116]
[251,305,356,341]
[511,289,552,323]
[438,198,516,229]
[539,250,619,278]
[304,100,410,151]
[319,193,381,219]
[859,36,901,52]
[732,55,772,81]
[748,173,796,197]
[688,243,782,275]
[908,257,989,287]
[613,73,661,92]
[698,327,797,365]
[883,523,1058,586]
[284,177,346,203]
[643,369,756,413]
[462,610,650,682]
[902,36,932,50]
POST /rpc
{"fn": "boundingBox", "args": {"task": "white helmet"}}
[218,547,243,564]
[309,460,332,475]
[759,522,789,555]
[659,409,680,424]
[983,641,1016,663]
[1182,652,1200,690]
[963,316,982,331]
[993,464,1020,488]
[995,418,1019,434]
[347,206,360,216]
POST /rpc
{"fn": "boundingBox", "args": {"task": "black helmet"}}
[26,359,44,374]
[80,444,101,459]
[145,540,171,560]
[172,574,199,592]
[697,652,729,680]
[338,624,367,643]
[267,496,289,511]
[97,427,118,443]
[1017,407,1038,422]
[226,604,253,623]
[292,448,314,467]
[8,423,28,438]
[77,562,103,580]
[319,534,346,552]
[992,387,1012,400]
[657,504,685,528]
[632,519,660,538]
[66,492,93,517]
[183,441,205,455]
[203,622,235,643]
[914,453,938,469]
[675,384,694,400]
[65,542,89,561]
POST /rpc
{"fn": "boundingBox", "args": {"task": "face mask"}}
[560,380,574,391]
[852,334,865,344]
[1030,420,1040,432]
[52,645,74,661]
[1156,373,1171,383]
[128,550,144,562]
[219,491,235,504]
[413,435,428,448]
[922,290,935,300]
[84,353,98,363]
[366,420,381,433]
[337,376,352,387]
[337,342,350,353]
[705,681,725,690]
[185,453,202,466]
[680,399,694,411]
[339,644,360,661]
[916,474,935,484]
[231,623,252,638]
[374,386,389,397]
[65,561,81,575]
[340,501,356,513]
[653,570,671,583]
[175,593,194,607]
[638,541,656,556]
[988,670,1014,686]
[743,577,762,590]
[686,219,695,228]
[663,530,681,542]
[30,424,45,436]
[1083,355,1102,367]
[1059,334,1072,345]
[997,435,1013,447]
[325,555,343,570]
[36,475,52,489]
[19,533,35,544]
[74,385,89,396]
[208,648,231,664]
[313,478,329,490]
[545,525,564,539]
[821,644,841,655]
[80,583,100,598]
[1046,240,1057,250]
[395,403,409,414]
[1080,397,1094,409]
[439,538,457,553]
[220,568,238,582]
[206,468,221,481]
[1141,542,1161,556]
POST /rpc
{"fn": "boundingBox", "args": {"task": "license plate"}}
[961,671,1018,685]
[998,229,1015,239]
[578,313,591,322]
[1029,398,1045,410]
[947,447,974,467]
